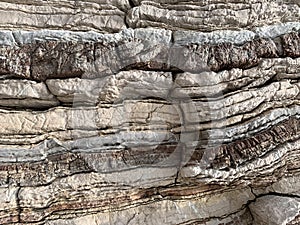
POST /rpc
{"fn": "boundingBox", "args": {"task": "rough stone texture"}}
[0,0,130,32]
[0,1,299,225]
[127,0,300,31]
[1,24,300,81]
[249,195,300,225]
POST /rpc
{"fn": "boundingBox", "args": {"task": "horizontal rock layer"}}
[0,0,130,32]
[127,0,300,31]
[1,22,300,82]
[0,0,299,33]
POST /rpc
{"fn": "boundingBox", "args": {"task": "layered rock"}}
[0,0,130,32]
[127,0,300,31]
[0,1,299,225]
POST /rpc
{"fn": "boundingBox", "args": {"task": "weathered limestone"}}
[249,195,300,225]
[0,1,299,225]
[0,79,59,108]
[1,23,300,81]
[0,0,130,32]
[46,70,173,104]
[127,0,300,31]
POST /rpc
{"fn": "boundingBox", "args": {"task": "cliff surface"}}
[0,0,299,224]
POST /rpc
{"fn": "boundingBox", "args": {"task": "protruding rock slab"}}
[0,0,130,32]
[249,195,300,225]
[127,0,300,31]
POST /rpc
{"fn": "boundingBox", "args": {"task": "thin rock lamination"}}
[127,0,300,31]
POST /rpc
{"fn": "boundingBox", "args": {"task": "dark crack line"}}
[246,187,300,222]
[15,183,21,223]
[252,191,300,200]
[128,0,136,8]
[124,0,136,28]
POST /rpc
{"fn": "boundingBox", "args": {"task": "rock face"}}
[0,1,299,225]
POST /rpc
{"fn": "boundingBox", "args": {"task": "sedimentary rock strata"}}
[127,0,300,31]
[0,0,130,32]
[0,1,299,225]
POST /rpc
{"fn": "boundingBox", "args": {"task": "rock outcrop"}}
[0,0,299,224]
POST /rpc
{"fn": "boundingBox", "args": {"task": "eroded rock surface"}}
[0,1,299,225]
